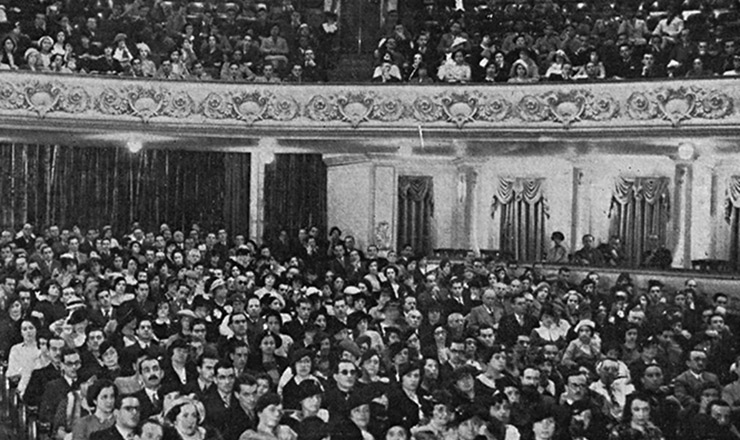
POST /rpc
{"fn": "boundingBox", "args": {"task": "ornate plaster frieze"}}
[0,72,736,131]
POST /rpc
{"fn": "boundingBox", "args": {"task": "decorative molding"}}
[0,73,737,131]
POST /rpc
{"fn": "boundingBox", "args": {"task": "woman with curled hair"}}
[247,331,288,386]
[7,317,42,394]
[70,378,117,440]
[608,393,664,440]
[165,396,218,440]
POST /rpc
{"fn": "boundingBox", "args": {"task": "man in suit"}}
[24,336,64,407]
[183,350,220,400]
[88,289,115,328]
[132,356,164,419]
[223,373,260,440]
[40,347,81,425]
[466,288,503,332]
[498,292,538,346]
[203,360,238,429]
[90,394,141,440]
[672,349,720,407]
[283,297,312,341]
[444,277,474,317]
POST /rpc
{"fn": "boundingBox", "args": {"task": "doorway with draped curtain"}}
[491,177,549,262]
[608,176,670,267]
[724,176,740,271]
[397,176,434,257]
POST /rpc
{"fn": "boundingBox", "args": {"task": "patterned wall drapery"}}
[0,143,251,236]
[397,176,434,256]
[608,176,670,266]
[264,154,327,244]
[724,176,740,271]
[491,177,549,262]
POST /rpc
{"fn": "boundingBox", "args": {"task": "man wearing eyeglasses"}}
[323,359,357,422]
[39,346,81,425]
[90,394,141,440]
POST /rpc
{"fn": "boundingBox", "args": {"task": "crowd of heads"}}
[1,0,738,83]
[1,221,740,440]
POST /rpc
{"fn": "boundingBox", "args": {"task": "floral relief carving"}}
[695,89,733,119]
[411,95,442,123]
[543,90,587,127]
[439,92,479,128]
[126,86,167,122]
[478,94,512,122]
[0,81,24,109]
[24,81,62,117]
[654,87,696,127]
[269,94,299,121]
[97,88,129,116]
[231,91,270,125]
[626,91,658,121]
[0,73,735,131]
[163,90,195,119]
[335,92,375,128]
[201,92,231,119]
[517,95,549,122]
[305,94,339,121]
[371,94,405,122]
[59,86,91,114]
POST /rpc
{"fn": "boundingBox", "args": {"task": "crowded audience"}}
[0,221,739,440]
[0,0,738,82]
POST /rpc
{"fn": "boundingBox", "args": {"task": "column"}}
[672,163,691,268]
[249,138,276,241]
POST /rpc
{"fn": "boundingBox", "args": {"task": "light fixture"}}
[677,142,695,161]
[127,140,143,154]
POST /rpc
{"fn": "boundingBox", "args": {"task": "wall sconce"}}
[677,142,695,161]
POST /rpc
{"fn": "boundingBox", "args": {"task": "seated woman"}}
[372,55,403,83]
[239,393,295,440]
[561,319,602,370]
[608,393,663,440]
[531,304,571,348]
[165,396,219,440]
[437,49,471,83]
[246,331,288,386]
[508,59,538,83]
[0,36,19,70]
[7,317,42,395]
[544,49,571,81]
[70,379,117,440]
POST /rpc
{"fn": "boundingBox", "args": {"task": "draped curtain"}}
[264,154,327,243]
[724,176,740,271]
[397,176,434,256]
[491,177,549,262]
[0,143,251,235]
[608,176,670,267]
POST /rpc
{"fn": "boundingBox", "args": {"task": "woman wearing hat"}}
[387,362,423,431]
[561,319,602,369]
[279,348,322,410]
[165,396,219,440]
[529,405,557,440]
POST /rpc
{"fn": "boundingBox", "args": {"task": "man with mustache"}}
[132,356,163,419]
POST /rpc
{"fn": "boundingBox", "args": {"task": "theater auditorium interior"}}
[0,0,740,439]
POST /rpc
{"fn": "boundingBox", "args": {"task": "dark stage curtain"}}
[491,177,549,262]
[263,154,327,243]
[0,143,250,235]
[397,176,434,257]
[608,176,670,267]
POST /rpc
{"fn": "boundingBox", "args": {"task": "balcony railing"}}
[0,72,737,135]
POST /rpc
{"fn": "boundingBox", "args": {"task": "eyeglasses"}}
[65,360,82,367]
[339,369,357,376]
